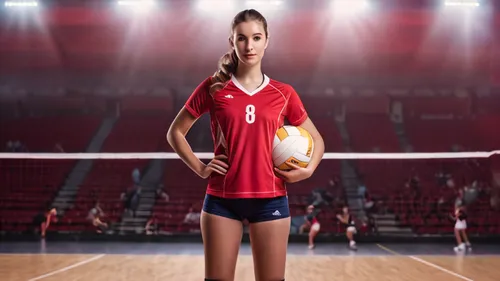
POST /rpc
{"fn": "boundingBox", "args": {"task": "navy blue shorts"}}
[202,194,290,223]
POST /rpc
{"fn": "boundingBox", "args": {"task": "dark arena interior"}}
[1,0,500,280]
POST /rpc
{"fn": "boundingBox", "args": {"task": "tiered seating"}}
[474,115,500,151]
[404,115,500,152]
[0,115,102,152]
[59,114,173,232]
[0,101,20,118]
[311,113,344,152]
[457,193,500,235]
[0,115,102,232]
[0,159,74,232]
[57,111,175,232]
[302,97,343,152]
[400,96,471,117]
[362,159,491,199]
[396,192,500,235]
[356,159,412,200]
[357,157,500,234]
[404,118,480,152]
[152,161,207,232]
[101,115,173,152]
[290,159,345,233]
[58,159,149,232]
[346,114,401,152]
[4,94,500,237]
[119,96,174,115]
[22,97,93,115]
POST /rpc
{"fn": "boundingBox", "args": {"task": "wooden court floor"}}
[2,254,499,281]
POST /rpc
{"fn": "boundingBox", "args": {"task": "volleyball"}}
[272,125,314,171]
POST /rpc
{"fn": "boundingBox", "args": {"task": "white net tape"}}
[0,151,499,159]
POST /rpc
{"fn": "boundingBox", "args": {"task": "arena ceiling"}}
[0,0,499,89]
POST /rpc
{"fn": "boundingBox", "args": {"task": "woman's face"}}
[231,20,268,67]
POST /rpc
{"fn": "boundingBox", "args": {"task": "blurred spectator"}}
[463,181,479,205]
[357,182,367,210]
[5,141,13,152]
[156,184,169,202]
[407,175,420,190]
[446,178,455,188]
[132,168,141,185]
[5,140,28,152]
[123,185,141,217]
[177,207,201,232]
[491,188,499,211]
[435,170,452,188]
[183,207,201,225]
[364,192,375,213]
[130,186,142,217]
[145,215,159,235]
[308,186,334,208]
[87,202,108,233]
[53,142,64,153]
[454,189,465,209]
[358,183,366,198]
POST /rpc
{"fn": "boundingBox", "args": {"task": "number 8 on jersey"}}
[245,104,255,124]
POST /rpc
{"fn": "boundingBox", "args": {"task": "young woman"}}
[337,206,357,250]
[299,205,321,249]
[167,9,324,281]
[453,207,471,252]
[33,208,57,238]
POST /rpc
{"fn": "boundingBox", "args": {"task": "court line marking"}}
[1,252,498,258]
[408,255,473,281]
[27,254,105,281]
[376,244,474,281]
[376,243,400,256]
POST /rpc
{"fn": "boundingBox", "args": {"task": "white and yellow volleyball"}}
[272,125,314,171]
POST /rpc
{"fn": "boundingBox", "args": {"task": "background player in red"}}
[299,205,321,249]
[167,9,324,281]
[33,208,57,238]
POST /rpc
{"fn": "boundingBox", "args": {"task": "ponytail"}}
[209,50,238,95]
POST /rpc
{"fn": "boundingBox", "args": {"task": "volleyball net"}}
[1,151,499,235]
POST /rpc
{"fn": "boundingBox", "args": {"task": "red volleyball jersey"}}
[311,217,319,225]
[184,74,308,199]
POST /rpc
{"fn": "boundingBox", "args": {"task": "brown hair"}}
[209,9,269,95]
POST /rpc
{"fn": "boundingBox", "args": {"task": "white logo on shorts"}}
[272,210,281,216]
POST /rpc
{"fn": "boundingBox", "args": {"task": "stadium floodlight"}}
[244,0,284,11]
[117,0,155,7]
[195,0,236,12]
[245,0,284,7]
[444,0,480,7]
[330,0,370,14]
[4,1,38,7]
